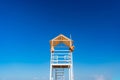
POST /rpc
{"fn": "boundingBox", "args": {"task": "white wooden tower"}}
[50,34,74,80]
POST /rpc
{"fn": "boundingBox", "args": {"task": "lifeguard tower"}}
[50,34,74,80]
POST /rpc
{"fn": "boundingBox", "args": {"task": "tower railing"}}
[51,49,71,65]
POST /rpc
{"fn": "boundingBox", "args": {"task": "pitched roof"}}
[50,34,73,47]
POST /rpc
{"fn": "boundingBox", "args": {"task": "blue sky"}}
[0,0,120,80]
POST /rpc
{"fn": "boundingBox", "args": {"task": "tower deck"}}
[52,64,70,68]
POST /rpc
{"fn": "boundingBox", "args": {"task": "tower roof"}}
[50,34,73,47]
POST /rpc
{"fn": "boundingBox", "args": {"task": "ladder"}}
[55,68,64,80]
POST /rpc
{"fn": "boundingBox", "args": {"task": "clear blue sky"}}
[0,0,120,80]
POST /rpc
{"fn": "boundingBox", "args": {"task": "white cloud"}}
[95,75,105,80]
[33,77,39,80]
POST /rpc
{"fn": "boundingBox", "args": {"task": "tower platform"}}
[52,64,70,68]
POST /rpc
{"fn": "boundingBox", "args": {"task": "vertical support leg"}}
[50,53,53,80]
[69,67,71,80]
[71,65,73,80]
[50,65,52,80]
[70,53,74,80]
